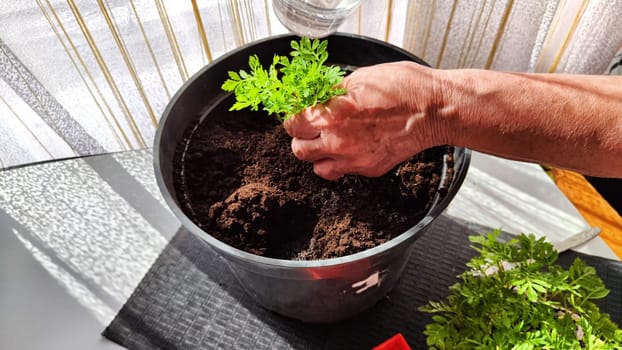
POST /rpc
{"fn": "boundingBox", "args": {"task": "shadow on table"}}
[0,149,178,327]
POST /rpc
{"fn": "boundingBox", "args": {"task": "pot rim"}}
[154,32,472,268]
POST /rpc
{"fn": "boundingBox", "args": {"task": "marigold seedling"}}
[421,231,622,349]
[221,37,346,122]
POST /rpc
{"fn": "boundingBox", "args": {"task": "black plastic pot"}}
[154,33,471,323]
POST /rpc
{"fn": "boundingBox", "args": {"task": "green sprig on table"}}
[421,231,622,349]
[221,37,346,122]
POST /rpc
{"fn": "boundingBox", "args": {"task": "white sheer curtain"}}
[0,0,620,169]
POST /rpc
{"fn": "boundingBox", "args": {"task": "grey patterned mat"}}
[103,215,622,349]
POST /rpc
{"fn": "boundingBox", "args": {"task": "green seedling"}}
[221,37,346,122]
[421,231,622,349]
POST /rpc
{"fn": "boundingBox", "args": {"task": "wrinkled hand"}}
[283,61,444,180]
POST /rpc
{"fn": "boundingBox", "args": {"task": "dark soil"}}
[173,98,454,260]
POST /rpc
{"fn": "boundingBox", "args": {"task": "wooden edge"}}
[551,168,622,259]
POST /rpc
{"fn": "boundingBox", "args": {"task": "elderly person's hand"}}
[283,61,447,180]
[285,59,622,180]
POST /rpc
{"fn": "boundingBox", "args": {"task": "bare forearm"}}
[285,62,622,180]
[437,69,622,177]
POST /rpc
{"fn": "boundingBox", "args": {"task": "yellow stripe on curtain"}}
[66,0,147,147]
[37,0,131,150]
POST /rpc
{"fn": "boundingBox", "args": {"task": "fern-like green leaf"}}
[221,38,346,122]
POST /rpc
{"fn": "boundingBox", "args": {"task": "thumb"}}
[283,108,321,139]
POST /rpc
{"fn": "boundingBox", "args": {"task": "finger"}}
[283,109,321,139]
[291,137,331,161]
[313,159,344,181]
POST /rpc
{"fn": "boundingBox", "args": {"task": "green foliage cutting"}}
[221,37,346,122]
[421,231,622,349]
